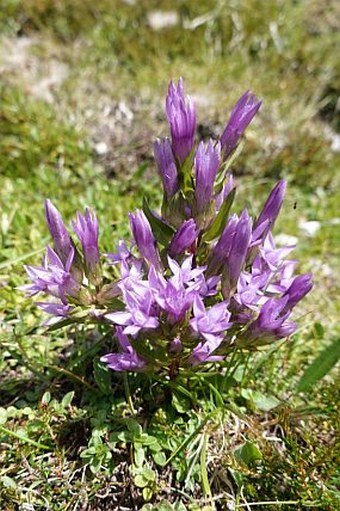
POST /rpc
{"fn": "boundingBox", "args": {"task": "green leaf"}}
[46,318,75,331]
[215,138,245,192]
[142,468,156,482]
[93,359,112,395]
[116,431,132,443]
[126,418,143,438]
[134,446,145,467]
[61,391,75,408]
[171,393,191,414]
[241,389,281,411]
[228,467,244,487]
[234,441,262,466]
[142,197,175,246]
[134,474,148,488]
[153,451,167,466]
[0,407,8,425]
[142,486,153,502]
[297,337,340,392]
[313,321,325,338]
[178,148,195,195]
[158,501,174,511]
[140,434,159,447]
[207,382,224,408]
[202,188,236,242]
[174,502,188,511]
[41,391,51,405]
[89,458,101,474]
[80,447,96,458]
[1,476,17,489]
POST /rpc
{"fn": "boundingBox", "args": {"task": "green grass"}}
[0,0,339,509]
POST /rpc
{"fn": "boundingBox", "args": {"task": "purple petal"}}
[220,91,262,158]
[165,78,196,163]
[154,138,179,199]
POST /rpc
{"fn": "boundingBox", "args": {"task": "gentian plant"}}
[22,78,312,379]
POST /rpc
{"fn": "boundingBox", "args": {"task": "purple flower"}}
[169,219,199,257]
[166,256,206,293]
[188,295,231,365]
[101,328,146,372]
[246,296,297,343]
[282,273,313,313]
[106,288,159,336]
[118,260,148,297]
[37,302,72,326]
[129,210,161,269]
[223,210,253,295]
[188,344,225,366]
[208,214,239,275]
[197,275,220,298]
[45,200,73,263]
[22,246,81,303]
[190,295,231,343]
[147,257,207,325]
[259,233,295,272]
[220,91,261,158]
[148,266,195,325]
[254,180,286,235]
[194,140,221,216]
[214,174,234,211]
[72,209,100,275]
[154,138,179,199]
[106,240,133,265]
[234,232,301,312]
[234,271,269,311]
[166,78,196,163]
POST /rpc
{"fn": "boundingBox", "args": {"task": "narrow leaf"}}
[178,147,195,195]
[61,391,75,407]
[297,337,340,392]
[203,188,236,242]
[142,198,175,246]
[93,359,112,395]
[0,242,47,270]
[215,138,245,193]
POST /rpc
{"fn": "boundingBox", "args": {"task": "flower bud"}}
[165,78,196,163]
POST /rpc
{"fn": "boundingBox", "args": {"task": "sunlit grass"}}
[0,0,339,509]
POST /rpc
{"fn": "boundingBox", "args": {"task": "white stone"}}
[298,220,321,237]
[94,142,108,155]
[275,233,298,246]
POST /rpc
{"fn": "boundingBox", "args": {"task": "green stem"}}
[0,243,47,270]
[123,373,136,415]
[164,415,209,467]
[235,500,304,507]
[200,432,212,500]
[0,425,50,450]
[49,365,97,391]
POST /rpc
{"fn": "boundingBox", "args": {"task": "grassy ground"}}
[0,1,339,509]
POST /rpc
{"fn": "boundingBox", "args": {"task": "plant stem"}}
[123,373,136,415]
[0,425,50,450]
[200,432,212,500]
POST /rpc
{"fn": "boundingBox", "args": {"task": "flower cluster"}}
[22,79,312,375]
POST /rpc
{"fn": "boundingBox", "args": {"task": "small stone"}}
[94,142,108,155]
[147,11,179,31]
